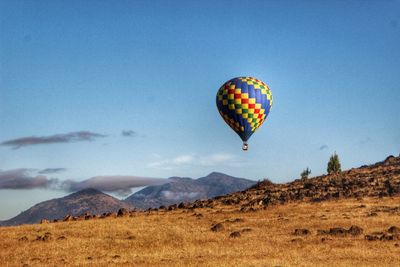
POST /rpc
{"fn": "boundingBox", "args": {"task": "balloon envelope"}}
[216,77,273,142]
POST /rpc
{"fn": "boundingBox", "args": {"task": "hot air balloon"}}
[216,76,273,151]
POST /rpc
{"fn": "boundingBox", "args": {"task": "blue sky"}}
[1,0,399,219]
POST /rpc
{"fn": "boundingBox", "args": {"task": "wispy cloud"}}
[147,155,193,169]
[0,169,167,196]
[62,176,167,196]
[172,155,195,165]
[148,153,239,169]
[0,131,107,149]
[0,169,57,189]
[319,145,329,150]
[199,153,235,166]
[38,168,67,174]
[161,190,200,201]
[121,130,137,137]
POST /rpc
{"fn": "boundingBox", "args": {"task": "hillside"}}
[0,156,399,266]
[1,188,133,226]
[125,172,256,209]
[171,155,400,211]
[0,194,399,266]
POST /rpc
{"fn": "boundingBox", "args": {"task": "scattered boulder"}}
[328,228,348,236]
[388,226,400,234]
[18,236,28,242]
[229,231,241,238]
[380,234,400,241]
[63,215,73,222]
[364,228,400,242]
[348,225,364,236]
[317,229,329,235]
[40,219,49,224]
[84,213,93,220]
[318,226,363,236]
[365,235,379,241]
[117,208,129,217]
[211,223,224,232]
[36,232,52,242]
[168,204,177,211]
[294,229,310,236]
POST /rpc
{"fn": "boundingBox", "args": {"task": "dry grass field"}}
[1,196,400,266]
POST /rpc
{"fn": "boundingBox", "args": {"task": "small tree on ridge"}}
[327,152,341,174]
[301,167,311,180]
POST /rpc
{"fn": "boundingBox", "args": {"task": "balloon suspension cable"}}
[242,142,248,151]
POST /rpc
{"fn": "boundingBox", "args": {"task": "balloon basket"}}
[242,142,248,151]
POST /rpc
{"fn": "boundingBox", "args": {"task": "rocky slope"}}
[125,172,256,209]
[1,188,134,226]
[181,155,400,211]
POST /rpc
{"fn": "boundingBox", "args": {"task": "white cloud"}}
[62,175,167,196]
[172,155,194,165]
[161,190,200,200]
[147,154,194,169]
[199,153,235,166]
[147,153,240,169]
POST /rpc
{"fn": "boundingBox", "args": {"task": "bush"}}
[301,168,311,180]
[327,152,341,174]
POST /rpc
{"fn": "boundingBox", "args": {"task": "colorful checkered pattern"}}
[216,77,273,142]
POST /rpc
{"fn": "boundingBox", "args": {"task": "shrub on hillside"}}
[327,152,341,174]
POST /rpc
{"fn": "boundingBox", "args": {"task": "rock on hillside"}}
[125,172,256,209]
[1,188,134,226]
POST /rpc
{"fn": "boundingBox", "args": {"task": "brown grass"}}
[1,197,400,266]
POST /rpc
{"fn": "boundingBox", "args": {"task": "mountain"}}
[1,188,133,226]
[125,172,256,209]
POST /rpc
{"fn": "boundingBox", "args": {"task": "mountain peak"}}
[1,188,133,226]
[126,172,256,209]
[73,188,103,195]
[205,172,233,178]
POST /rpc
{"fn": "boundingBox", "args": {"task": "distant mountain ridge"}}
[125,172,256,209]
[1,188,133,226]
[1,172,256,226]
